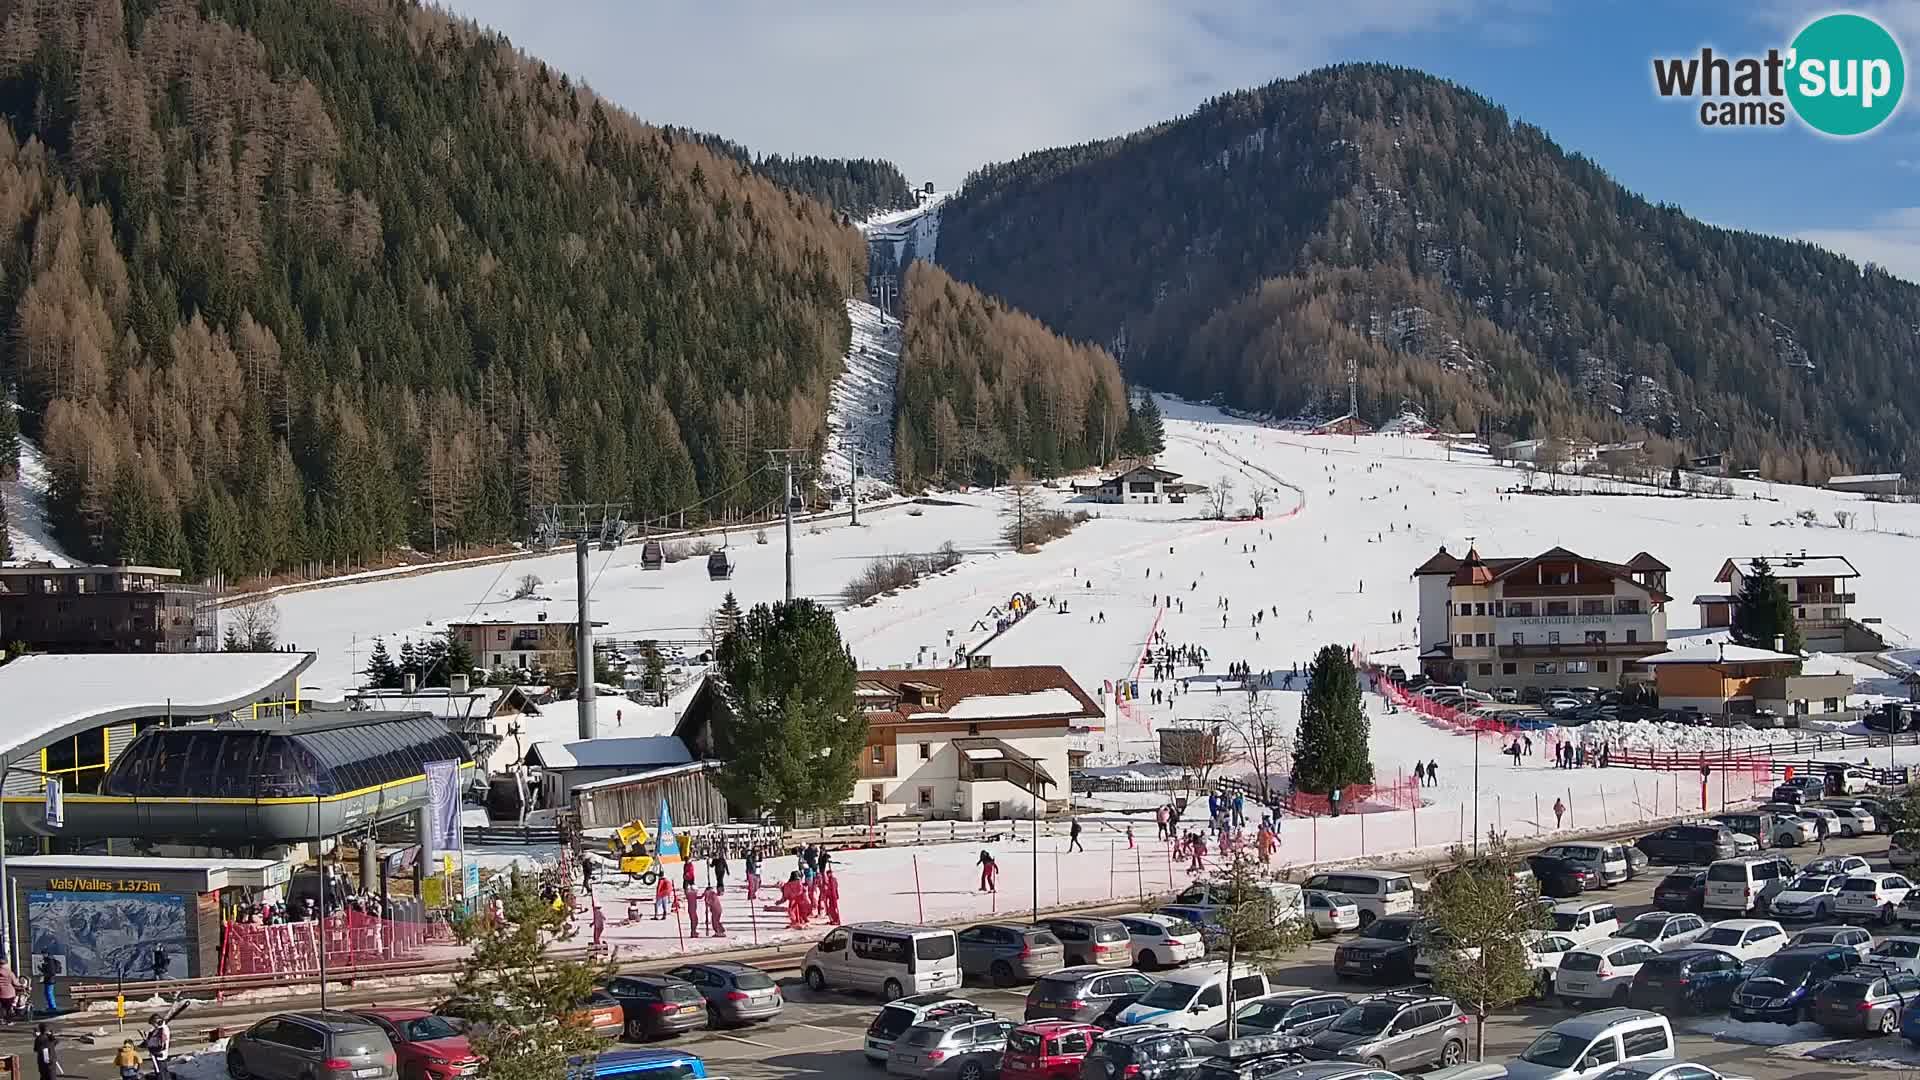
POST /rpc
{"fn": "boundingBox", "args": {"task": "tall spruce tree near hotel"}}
[1731,557,1803,655]
[713,599,865,815]
[1292,644,1374,795]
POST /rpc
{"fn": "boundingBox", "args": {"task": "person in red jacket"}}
[821,867,842,924]
[780,872,807,929]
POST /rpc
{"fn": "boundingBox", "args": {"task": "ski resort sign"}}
[1653,12,1905,135]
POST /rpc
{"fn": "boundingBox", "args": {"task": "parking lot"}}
[10,832,1915,1079]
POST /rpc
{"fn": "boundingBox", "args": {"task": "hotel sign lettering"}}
[46,877,163,893]
[1500,615,1620,626]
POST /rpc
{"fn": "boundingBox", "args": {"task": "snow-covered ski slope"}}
[820,299,900,495]
[861,191,945,262]
[279,395,1920,748]
[3,435,73,566]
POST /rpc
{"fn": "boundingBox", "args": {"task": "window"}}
[870,745,884,764]
[1625,629,1638,643]
[1567,661,1590,674]
[1230,975,1266,1000]
[1195,986,1223,1009]
[1548,631,1561,644]
[1458,635,1472,647]
[851,932,910,963]
[870,785,883,802]
[1796,607,1806,619]
[1478,664,1492,676]
[1597,661,1610,673]
[1503,663,1517,675]
[1620,1027,1670,1057]
[1546,601,1571,616]
[1535,662,1558,675]
[1585,630,1607,645]
[918,787,933,806]
[1580,600,1608,615]
[495,628,507,642]
[1474,603,1487,616]
[1059,1032,1091,1054]
[1492,602,1505,617]
[1616,598,1641,614]
[1459,604,1472,616]
[1512,633,1525,645]
[1508,602,1535,617]
[918,742,931,761]
[1474,634,1488,647]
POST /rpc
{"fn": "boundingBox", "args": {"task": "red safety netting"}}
[1278,773,1422,816]
[220,911,430,977]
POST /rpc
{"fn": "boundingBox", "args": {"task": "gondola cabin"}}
[707,549,735,581]
[640,540,664,570]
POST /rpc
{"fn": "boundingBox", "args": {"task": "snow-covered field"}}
[270,395,1920,953]
[820,299,900,496]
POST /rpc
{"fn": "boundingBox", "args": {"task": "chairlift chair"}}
[707,548,735,581]
[640,539,665,570]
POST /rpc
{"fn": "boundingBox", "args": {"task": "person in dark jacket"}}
[36,956,56,1016]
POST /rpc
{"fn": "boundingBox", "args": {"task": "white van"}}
[1444,1008,1673,1080]
[802,922,960,999]
[1299,871,1416,927]
[1703,854,1794,915]
[1538,842,1631,887]
[1111,961,1274,1032]
[1549,901,1620,945]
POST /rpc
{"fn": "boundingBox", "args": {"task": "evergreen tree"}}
[442,629,476,686]
[639,641,667,693]
[365,639,401,689]
[713,599,865,815]
[1136,393,1166,455]
[450,874,614,1080]
[0,386,16,480]
[1731,558,1803,655]
[1292,644,1373,794]
[1425,835,1552,1060]
[398,638,422,684]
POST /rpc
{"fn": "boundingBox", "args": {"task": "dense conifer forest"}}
[938,64,1914,480]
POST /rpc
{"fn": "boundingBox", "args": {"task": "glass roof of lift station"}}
[100,711,470,800]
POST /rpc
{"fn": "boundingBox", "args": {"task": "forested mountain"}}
[0,0,872,580]
[667,130,917,218]
[938,63,1919,480]
[894,261,1126,490]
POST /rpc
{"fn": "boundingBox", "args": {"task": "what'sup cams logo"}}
[1653,12,1905,135]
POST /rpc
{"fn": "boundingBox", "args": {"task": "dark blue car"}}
[1730,945,1859,1023]
[568,1049,709,1078]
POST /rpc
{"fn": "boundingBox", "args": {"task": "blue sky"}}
[440,1,1920,280]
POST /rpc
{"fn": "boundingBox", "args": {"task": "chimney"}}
[403,672,417,694]
[450,673,470,694]
[1774,635,1785,654]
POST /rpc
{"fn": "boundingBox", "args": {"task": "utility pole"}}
[767,450,806,603]
[850,441,861,527]
[1347,354,1358,446]
[575,536,595,740]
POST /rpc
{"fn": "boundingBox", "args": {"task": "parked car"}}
[1703,855,1795,915]
[1729,943,1862,1023]
[1868,936,1920,974]
[1115,913,1206,969]
[1191,1043,1321,1080]
[1001,1021,1100,1080]
[1764,873,1847,921]
[805,923,962,1000]
[567,1049,712,1079]
[1627,949,1745,1015]
[957,923,1068,986]
[1331,914,1424,982]
[1899,890,1920,928]
[1113,962,1275,1032]
[1302,892,1361,937]
[866,996,985,1063]
[1040,918,1136,969]
[601,976,700,1041]
[1803,853,1872,875]
[1893,831,1920,872]
[1537,843,1632,888]
[888,1014,1015,1079]
[1527,856,1595,899]
[1077,1027,1217,1080]
[660,962,784,1026]
[1614,912,1706,952]
[1651,869,1706,913]
[1525,932,1584,1000]
[1713,812,1802,849]
[1785,924,1874,959]
[347,1009,478,1080]
[1159,904,1228,951]
[1634,825,1736,867]
[1491,1008,1675,1080]
[1563,1062,1745,1080]
[227,1011,399,1080]
[1548,901,1620,945]
[437,992,624,1042]
[1696,919,1789,964]
[1810,966,1920,1034]
[1554,939,1661,1007]
[1832,806,1878,835]
[1203,992,1351,1042]
[1834,873,1915,925]
[1024,967,1155,1025]
[1301,992,1469,1071]
[1799,807,1849,841]
[1297,872,1416,928]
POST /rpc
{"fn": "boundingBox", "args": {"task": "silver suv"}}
[227,1011,397,1080]
[1301,992,1468,1071]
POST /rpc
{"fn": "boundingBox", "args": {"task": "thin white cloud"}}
[434,0,1531,187]
[1796,209,1920,284]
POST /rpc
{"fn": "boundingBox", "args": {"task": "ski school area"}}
[263,394,1920,961]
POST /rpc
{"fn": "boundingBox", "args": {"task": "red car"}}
[351,1008,482,1080]
[1000,1020,1100,1080]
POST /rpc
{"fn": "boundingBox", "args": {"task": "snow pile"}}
[821,298,901,497]
[166,1042,231,1080]
[3,434,74,565]
[1572,719,1839,755]
[1678,1016,1831,1049]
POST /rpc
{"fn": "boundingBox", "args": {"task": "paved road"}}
[5,832,1911,1079]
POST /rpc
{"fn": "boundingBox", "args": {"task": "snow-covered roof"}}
[525,735,692,771]
[570,760,716,793]
[1828,473,1902,485]
[1639,643,1802,665]
[945,689,1088,720]
[0,651,313,757]
[1717,555,1860,581]
[1692,594,1734,605]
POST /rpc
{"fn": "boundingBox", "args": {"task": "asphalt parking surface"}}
[7,832,1913,1079]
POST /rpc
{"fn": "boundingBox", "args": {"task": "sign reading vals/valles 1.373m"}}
[46,878,164,893]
